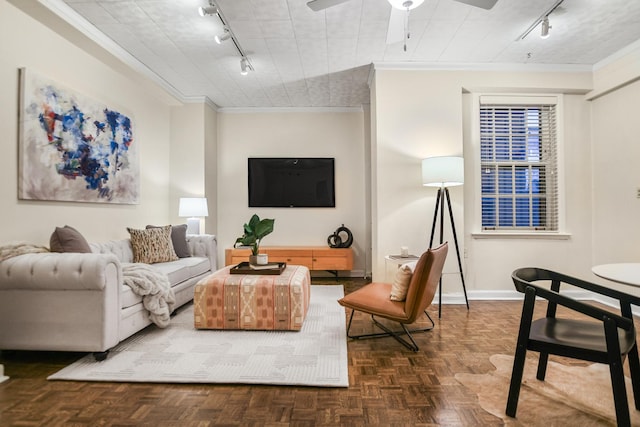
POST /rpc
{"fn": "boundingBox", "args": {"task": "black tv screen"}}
[248,158,335,208]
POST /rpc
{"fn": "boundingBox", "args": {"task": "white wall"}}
[371,67,595,295]
[371,69,465,284]
[216,111,367,275]
[204,104,219,237]
[169,102,217,235]
[589,41,640,267]
[0,0,178,244]
[591,79,640,264]
[170,104,206,215]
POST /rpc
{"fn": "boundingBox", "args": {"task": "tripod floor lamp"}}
[422,156,469,317]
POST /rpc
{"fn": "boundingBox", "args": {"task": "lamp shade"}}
[178,197,209,217]
[422,156,464,188]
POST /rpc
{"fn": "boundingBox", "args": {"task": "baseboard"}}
[311,269,367,279]
[437,290,640,317]
[436,289,591,304]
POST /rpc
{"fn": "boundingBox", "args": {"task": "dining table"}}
[592,263,640,287]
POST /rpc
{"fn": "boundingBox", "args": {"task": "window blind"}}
[480,104,558,231]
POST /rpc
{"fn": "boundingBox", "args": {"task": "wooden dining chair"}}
[507,267,640,426]
[337,243,448,351]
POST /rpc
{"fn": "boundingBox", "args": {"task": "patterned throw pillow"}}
[146,224,190,258]
[390,261,418,301]
[127,225,178,264]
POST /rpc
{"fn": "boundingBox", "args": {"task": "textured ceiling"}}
[47,0,640,108]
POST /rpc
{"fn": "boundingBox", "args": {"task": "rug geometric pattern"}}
[48,285,348,387]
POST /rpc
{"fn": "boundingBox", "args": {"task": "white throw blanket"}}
[0,243,49,262]
[122,264,176,328]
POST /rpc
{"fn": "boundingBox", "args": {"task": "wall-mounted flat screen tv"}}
[248,157,335,208]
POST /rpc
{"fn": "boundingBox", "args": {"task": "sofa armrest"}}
[187,234,217,272]
[0,252,122,291]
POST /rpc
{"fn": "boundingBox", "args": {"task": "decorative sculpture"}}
[327,224,353,248]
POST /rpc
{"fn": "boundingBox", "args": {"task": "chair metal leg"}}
[609,356,631,427]
[506,287,536,418]
[536,352,549,381]
[604,318,631,427]
[345,309,435,352]
[628,343,640,410]
[506,345,527,418]
[619,302,640,411]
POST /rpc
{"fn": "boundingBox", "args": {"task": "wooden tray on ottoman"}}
[230,262,286,275]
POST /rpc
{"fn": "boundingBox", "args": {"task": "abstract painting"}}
[18,68,139,204]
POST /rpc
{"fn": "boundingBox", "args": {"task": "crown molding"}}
[373,61,592,73]
[38,0,187,105]
[217,106,364,114]
[180,96,219,111]
[593,38,640,71]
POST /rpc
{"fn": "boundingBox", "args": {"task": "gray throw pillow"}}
[49,225,92,253]
[146,224,190,258]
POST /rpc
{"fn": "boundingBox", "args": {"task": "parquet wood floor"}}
[0,278,619,426]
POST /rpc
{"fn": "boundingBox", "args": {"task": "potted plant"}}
[235,214,275,265]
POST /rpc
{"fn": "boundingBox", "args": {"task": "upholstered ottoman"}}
[193,265,311,331]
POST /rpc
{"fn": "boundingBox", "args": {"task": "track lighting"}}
[200,1,255,74]
[540,16,551,39]
[198,6,217,16]
[214,30,231,44]
[516,0,564,41]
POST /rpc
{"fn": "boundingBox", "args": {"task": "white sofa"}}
[0,234,216,360]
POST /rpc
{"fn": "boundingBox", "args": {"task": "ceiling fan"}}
[307,0,498,50]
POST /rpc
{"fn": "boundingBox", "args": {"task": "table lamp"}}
[179,197,209,235]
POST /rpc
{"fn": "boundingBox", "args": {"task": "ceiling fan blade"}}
[452,0,498,10]
[385,8,405,45]
[306,0,353,11]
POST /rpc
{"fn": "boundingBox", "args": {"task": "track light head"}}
[240,57,250,75]
[540,16,551,39]
[388,0,424,10]
[198,5,217,17]
[215,30,231,44]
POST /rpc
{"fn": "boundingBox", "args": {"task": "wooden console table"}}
[225,246,353,273]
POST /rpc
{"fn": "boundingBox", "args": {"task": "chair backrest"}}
[512,267,555,293]
[403,242,448,323]
[512,267,638,333]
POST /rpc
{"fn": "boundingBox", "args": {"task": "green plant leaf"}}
[236,235,256,246]
[235,214,275,255]
[248,214,260,230]
[255,218,275,239]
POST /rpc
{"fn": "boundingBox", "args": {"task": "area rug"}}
[48,285,348,387]
[456,354,640,426]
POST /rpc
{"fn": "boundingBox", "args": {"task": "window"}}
[479,97,558,232]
